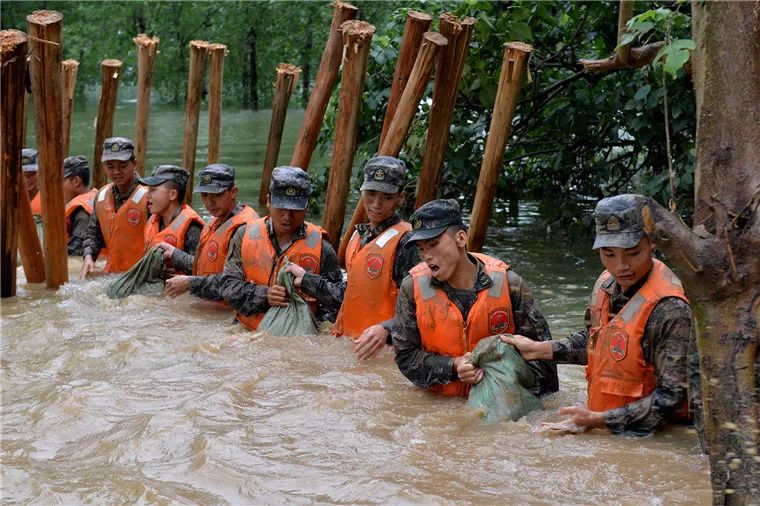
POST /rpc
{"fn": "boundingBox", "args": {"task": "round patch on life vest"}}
[299,253,318,273]
[164,235,178,247]
[366,253,384,279]
[127,209,141,227]
[207,240,219,261]
[606,327,628,361]
[488,307,511,334]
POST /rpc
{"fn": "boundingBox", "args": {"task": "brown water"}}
[2,104,711,503]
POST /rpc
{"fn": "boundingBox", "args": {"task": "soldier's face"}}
[416,227,467,282]
[201,187,237,218]
[23,171,39,196]
[147,183,176,216]
[362,190,404,226]
[599,237,655,290]
[105,159,135,187]
[267,196,306,237]
[62,176,79,202]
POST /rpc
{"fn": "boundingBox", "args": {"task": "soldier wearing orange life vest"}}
[139,165,204,274]
[62,155,98,256]
[285,156,420,360]
[391,199,559,398]
[220,166,342,330]
[21,148,42,219]
[504,194,700,436]
[164,163,259,301]
[81,137,150,278]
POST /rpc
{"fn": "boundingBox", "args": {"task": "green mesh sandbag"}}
[257,258,317,336]
[105,247,167,299]
[467,335,542,421]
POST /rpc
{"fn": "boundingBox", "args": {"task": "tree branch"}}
[579,41,666,73]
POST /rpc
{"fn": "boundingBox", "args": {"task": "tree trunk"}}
[642,2,759,503]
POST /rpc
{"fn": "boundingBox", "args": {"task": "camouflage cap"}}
[592,194,648,249]
[194,163,235,194]
[359,156,407,194]
[269,166,312,211]
[139,164,189,189]
[63,155,89,180]
[101,137,135,162]
[21,148,38,172]
[406,198,466,244]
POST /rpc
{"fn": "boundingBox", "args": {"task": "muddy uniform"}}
[551,270,698,436]
[67,209,91,256]
[392,253,559,397]
[82,176,141,261]
[150,206,203,272]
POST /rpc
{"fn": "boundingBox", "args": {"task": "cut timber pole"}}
[259,63,301,206]
[380,10,432,145]
[133,34,159,175]
[27,10,68,288]
[616,0,634,66]
[338,31,447,265]
[17,183,46,284]
[322,21,375,247]
[182,40,209,204]
[468,42,533,253]
[0,31,29,295]
[61,59,78,158]
[416,14,475,208]
[92,58,122,189]
[207,43,227,165]
[290,1,358,170]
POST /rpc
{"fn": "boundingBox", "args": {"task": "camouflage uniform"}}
[391,199,559,396]
[62,155,93,256]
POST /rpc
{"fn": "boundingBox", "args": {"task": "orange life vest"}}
[94,183,149,273]
[237,218,324,331]
[30,191,42,217]
[334,221,412,338]
[143,204,204,251]
[411,252,515,397]
[65,188,97,231]
[586,259,688,412]
[193,205,259,276]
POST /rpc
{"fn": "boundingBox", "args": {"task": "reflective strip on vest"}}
[98,187,108,202]
[488,270,505,298]
[131,187,148,204]
[305,229,320,248]
[375,227,400,248]
[417,274,437,301]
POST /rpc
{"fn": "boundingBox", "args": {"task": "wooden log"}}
[92,58,122,189]
[26,10,68,288]
[182,40,209,204]
[61,59,78,158]
[289,1,358,170]
[416,14,475,208]
[617,0,634,65]
[1,30,29,295]
[377,31,448,157]
[322,20,375,247]
[207,43,227,165]
[379,10,432,146]
[16,181,46,284]
[467,42,533,253]
[133,34,159,175]
[259,63,301,206]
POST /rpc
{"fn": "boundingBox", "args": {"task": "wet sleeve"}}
[299,270,346,315]
[602,298,692,436]
[220,225,270,316]
[392,233,420,288]
[182,222,203,256]
[189,273,225,302]
[392,277,458,388]
[312,240,343,323]
[508,270,559,396]
[171,248,194,275]
[67,209,90,256]
[82,205,105,260]
[551,302,590,365]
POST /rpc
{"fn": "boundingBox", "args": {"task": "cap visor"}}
[405,225,449,245]
[193,184,227,194]
[592,231,644,250]
[359,181,400,193]
[138,176,168,186]
[270,194,308,211]
[101,152,133,162]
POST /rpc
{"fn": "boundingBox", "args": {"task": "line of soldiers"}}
[23,136,701,437]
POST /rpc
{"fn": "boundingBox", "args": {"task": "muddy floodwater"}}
[2,104,710,503]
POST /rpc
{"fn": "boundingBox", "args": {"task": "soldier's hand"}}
[454,352,484,384]
[500,333,553,361]
[267,284,289,307]
[80,255,96,280]
[353,324,389,361]
[165,275,191,298]
[155,242,176,263]
[540,406,605,433]
[284,263,306,288]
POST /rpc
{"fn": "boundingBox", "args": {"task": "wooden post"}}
[289,1,358,170]
[467,43,533,253]
[17,186,46,284]
[207,43,227,165]
[92,58,122,189]
[1,30,28,295]
[416,14,475,208]
[617,0,634,65]
[26,10,68,288]
[338,31,447,265]
[61,59,78,158]
[377,32,448,157]
[322,21,375,247]
[259,63,301,206]
[379,10,432,146]
[182,40,209,204]
[133,34,159,175]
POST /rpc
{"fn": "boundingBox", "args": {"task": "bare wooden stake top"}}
[27,10,62,24]
[1,29,27,51]
[505,41,534,53]
[422,32,449,47]
[133,33,159,47]
[101,58,122,67]
[341,19,375,40]
[332,1,358,14]
[408,10,433,22]
[189,40,210,50]
[207,42,228,53]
